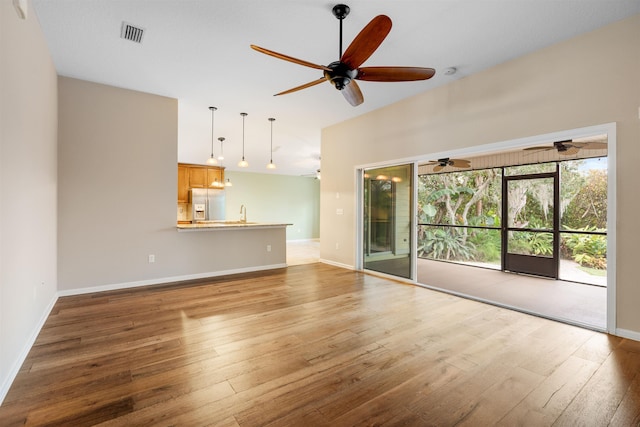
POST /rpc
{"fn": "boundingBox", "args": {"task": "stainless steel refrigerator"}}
[190,188,226,222]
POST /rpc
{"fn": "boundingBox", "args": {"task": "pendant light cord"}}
[241,112,247,160]
[269,118,275,163]
[209,107,217,161]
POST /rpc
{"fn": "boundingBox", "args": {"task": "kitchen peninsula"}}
[176,221,291,231]
[176,163,293,273]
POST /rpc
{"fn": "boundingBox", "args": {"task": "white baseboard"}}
[0,293,58,406]
[615,328,640,342]
[58,263,288,297]
[319,259,354,270]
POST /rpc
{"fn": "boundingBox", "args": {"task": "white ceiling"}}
[32,1,640,176]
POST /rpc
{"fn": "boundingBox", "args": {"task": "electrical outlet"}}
[335,242,340,250]
[148,254,155,263]
[267,245,272,252]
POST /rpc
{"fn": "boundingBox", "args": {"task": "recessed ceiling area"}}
[32,1,639,176]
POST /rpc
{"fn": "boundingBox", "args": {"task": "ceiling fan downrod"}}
[332,4,350,59]
[329,4,353,91]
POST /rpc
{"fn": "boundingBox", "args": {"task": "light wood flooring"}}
[1,263,639,426]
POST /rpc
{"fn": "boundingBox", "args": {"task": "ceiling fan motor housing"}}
[324,61,358,90]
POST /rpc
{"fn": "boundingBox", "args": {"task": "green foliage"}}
[467,230,501,262]
[528,232,553,255]
[562,169,607,229]
[562,226,607,269]
[418,228,475,261]
[418,159,608,273]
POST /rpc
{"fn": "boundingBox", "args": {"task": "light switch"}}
[336,208,343,215]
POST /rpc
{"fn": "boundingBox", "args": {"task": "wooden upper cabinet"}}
[177,163,226,202]
[177,164,189,203]
[188,166,207,188]
[207,168,223,188]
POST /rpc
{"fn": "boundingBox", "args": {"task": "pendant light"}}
[217,137,225,161]
[266,117,276,169]
[225,178,233,187]
[238,112,249,167]
[206,106,218,165]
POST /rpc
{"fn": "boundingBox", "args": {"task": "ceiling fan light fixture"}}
[207,106,218,165]
[250,5,434,107]
[238,112,249,168]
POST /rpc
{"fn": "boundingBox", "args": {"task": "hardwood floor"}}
[1,263,639,426]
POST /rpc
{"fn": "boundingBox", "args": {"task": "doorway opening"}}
[362,164,413,279]
[416,134,608,330]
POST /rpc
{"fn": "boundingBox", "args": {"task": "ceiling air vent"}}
[120,22,145,43]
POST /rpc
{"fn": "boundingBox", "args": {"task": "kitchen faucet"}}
[240,204,246,223]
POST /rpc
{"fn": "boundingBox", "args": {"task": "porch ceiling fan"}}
[523,139,608,156]
[424,158,471,172]
[250,4,436,106]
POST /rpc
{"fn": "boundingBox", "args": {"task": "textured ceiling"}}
[32,1,640,176]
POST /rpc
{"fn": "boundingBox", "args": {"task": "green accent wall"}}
[224,171,320,240]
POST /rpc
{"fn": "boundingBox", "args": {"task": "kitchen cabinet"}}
[177,163,225,203]
[177,164,190,203]
[207,168,223,188]
[188,166,207,188]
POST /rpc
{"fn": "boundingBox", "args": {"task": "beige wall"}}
[58,77,287,293]
[321,15,640,335]
[1,0,58,400]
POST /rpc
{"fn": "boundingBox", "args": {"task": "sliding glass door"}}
[363,164,413,279]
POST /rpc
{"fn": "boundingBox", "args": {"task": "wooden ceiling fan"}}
[424,158,471,172]
[250,4,436,107]
[523,139,608,156]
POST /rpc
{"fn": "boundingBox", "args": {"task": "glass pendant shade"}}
[225,178,233,187]
[217,137,225,161]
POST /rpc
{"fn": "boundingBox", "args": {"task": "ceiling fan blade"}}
[433,165,445,172]
[341,80,364,107]
[450,159,471,168]
[523,146,554,152]
[341,15,392,69]
[356,66,436,82]
[251,45,331,72]
[559,146,580,156]
[274,78,327,96]
[574,141,608,150]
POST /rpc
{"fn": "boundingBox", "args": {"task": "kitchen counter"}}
[176,221,291,231]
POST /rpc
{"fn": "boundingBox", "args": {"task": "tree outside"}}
[418,157,607,282]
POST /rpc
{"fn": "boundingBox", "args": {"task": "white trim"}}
[354,168,364,271]
[57,264,287,297]
[362,269,416,286]
[320,259,354,270]
[605,123,617,334]
[615,328,640,342]
[411,161,419,282]
[286,238,319,243]
[0,294,58,406]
